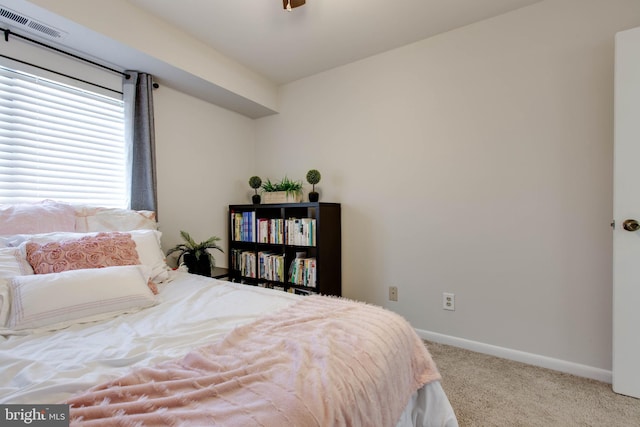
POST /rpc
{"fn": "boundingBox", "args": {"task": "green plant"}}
[166,231,223,275]
[306,169,321,192]
[249,176,262,195]
[261,176,303,196]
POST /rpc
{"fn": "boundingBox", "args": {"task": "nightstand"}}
[211,267,229,279]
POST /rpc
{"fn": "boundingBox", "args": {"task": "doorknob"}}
[622,219,640,232]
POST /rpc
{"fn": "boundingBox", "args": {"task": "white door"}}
[613,25,640,399]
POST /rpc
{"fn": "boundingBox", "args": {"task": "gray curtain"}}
[123,71,157,213]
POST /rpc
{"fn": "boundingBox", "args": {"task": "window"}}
[0,65,126,208]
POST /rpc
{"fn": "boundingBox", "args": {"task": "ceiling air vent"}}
[0,5,67,39]
[0,7,28,25]
[27,20,63,39]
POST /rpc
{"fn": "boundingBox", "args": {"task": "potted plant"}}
[306,169,321,202]
[249,176,262,204]
[166,231,223,277]
[261,176,303,203]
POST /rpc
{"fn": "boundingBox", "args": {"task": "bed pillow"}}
[0,200,76,236]
[3,265,157,332]
[0,248,33,327]
[26,232,140,273]
[0,247,34,278]
[14,230,170,285]
[73,205,157,232]
[0,279,9,327]
[25,232,159,294]
[126,230,170,284]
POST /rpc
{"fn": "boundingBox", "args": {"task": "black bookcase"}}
[228,202,341,296]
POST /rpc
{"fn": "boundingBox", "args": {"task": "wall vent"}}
[0,5,67,39]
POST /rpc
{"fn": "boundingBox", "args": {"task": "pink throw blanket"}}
[66,295,441,426]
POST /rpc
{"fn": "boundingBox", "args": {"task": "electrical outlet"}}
[443,292,455,311]
[389,286,398,302]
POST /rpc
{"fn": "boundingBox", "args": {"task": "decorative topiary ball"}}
[306,169,321,185]
[306,170,321,202]
[249,176,262,189]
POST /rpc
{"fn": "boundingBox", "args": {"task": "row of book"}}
[284,218,316,246]
[231,211,317,246]
[231,248,316,288]
[258,251,286,282]
[231,211,256,242]
[258,218,316,246]
[230,248,256,278]
[257,218,284,244]
[289,256,317,288]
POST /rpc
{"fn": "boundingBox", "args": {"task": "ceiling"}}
[0,0,543,117]
[125,0,542,85]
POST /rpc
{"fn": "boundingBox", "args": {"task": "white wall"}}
[254,0,640,371]
[153,85,256,267]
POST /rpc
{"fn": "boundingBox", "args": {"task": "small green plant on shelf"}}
[166,231,223,277]
[249,176,262,204]
[261,176,303,197]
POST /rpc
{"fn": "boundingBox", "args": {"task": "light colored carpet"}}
[425,340,640,427]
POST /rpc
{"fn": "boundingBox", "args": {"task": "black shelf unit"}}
[228,202,341,296]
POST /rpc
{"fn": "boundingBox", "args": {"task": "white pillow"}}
[73,205,157,232]
[0,247,33,278]
[129,230,170,283]
[2,265,157,333]
[12,230,170,283]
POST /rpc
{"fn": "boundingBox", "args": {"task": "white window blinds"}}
[0,66,126,207]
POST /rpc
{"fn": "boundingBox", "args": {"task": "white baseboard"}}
[416,329,612,384]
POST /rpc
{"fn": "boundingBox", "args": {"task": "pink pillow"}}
[26,232,139,273]
[0,201,76,235]
[25,232,158,294]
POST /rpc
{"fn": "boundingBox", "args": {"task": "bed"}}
[0,201,458,426]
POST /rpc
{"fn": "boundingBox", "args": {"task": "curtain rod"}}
[0,53,123,95]
[1,27,130,79]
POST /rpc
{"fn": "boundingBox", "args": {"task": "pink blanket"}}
[66,295,441,426]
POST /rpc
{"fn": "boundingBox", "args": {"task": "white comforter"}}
[0,272,457,426]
